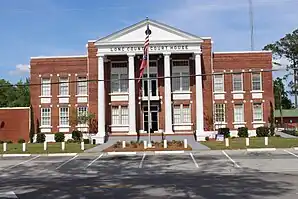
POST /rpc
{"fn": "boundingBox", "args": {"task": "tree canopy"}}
[274,77,292,109]
[0,78,30,107]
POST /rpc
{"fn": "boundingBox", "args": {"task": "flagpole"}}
[146,17,152,147]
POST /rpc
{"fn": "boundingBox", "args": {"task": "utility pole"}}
[248,0,254,51]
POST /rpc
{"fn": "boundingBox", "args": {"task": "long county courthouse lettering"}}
[30,19,274,143]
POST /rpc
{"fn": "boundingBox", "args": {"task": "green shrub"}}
[256,126,270,137]
[18,138,25,143]
[0,140,3,144]
[238,127,248,137]
[7,140,13,144]
[72,130,82,142]
[83,139,90,144]
[218,128,230,138]
[54,132,65,142]
[275,134,281,137]
[205,136,209,141]
[66,139,76,143]
[36,133,46,143]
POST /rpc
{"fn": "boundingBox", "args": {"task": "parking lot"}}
[1,150,298,199]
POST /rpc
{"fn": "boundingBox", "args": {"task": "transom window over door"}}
[111,62,128,93]
[172,60,190,92]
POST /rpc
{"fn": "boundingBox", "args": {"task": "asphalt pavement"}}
[1,150,298,198]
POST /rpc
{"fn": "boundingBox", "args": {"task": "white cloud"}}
[9,64,30,76]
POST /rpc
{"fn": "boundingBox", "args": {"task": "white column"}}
[195,52,204,135]
[163,52,173,134]
[96,54,106,144]
[128,53,136,134]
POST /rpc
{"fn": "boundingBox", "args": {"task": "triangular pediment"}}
[95,19,203,45]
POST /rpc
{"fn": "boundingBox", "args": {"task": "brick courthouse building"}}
[29,19,274,143]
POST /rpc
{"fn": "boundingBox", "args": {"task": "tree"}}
[263,29,298,107]
[29,104,35,143]
[70,107,96,136]
[274,78,293,109]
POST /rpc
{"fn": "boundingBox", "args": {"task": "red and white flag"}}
[138,23,150,84]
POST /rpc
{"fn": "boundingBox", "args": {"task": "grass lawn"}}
[0,143,96,154]
[200,137,298,150]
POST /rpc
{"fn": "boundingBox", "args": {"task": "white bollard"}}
[164,140,167,148]
[246,138,250,146]
[22,143,26,152]
[144,141,147,149]
[184,139,187,148]
[61,142,65,151]
[81,141,85,150]
[225,138,229,147]
[44,141,47,151]
[122,141,126,148]
[3,143,7,152]
[265,137,268,146]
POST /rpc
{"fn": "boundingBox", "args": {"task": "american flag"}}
[138,23,150,83]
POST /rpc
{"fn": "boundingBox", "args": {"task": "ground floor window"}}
[253,102,263,122]
[41,108,51,126]
[111,105,128,125]
[234,104,244,123]
[214,104,225,123]
[77,106,88,125]
[59,107,69,126]
[173,104,191,124]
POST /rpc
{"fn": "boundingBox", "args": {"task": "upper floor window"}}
[41,108,51,126]
[214,103,225,123]
[252,72,262,91]
[213,74,224,92]
[77,77,87,95]
[59,77,69,96]
[173,104,191,124]
[172,60,190,92]
[233,73,243,91]
[41,78,51,96]
[111,62,128,93]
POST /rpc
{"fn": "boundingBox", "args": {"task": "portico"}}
[93,19,205,143]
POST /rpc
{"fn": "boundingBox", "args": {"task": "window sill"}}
[213,91,226,94]
[58,125,71,128]
[76,124,88,128]
[109,124,129,127]
[109,92,129,96]
[233,122,246,125]
[40,125,52,128]
[173,123,193,126]
[75,94,88,97]
[214,122,227,125]
[172,91,192,94]
[231,91,245,94]
[250,90,264,93]
[58,95,70,98]
[39,95,52,98]
[252,121,265,124]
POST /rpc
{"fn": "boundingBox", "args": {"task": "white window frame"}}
[110,61,128,93]
[232,73,243,92]
[214,104,226,123]
[172,60,190,92]
[173,104,191,124]
[233,103,244,123]
[251,72,262,91]
[59,77,69,96]
[59,107,69,126]
[77,76,88,96]
[213,74,224,92]
[252,102,263,122]
[111,105,128,125]
[77,106,88,125]
[41,78,51,96]
[41,108,51,126]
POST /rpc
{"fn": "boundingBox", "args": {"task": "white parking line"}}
[222,150,241,168]
[189,152,199,168]
[85,153,104,169]
[139,153,146,168]
[2,155,41,171]
[55,155,78,170]
[284,150,298,158]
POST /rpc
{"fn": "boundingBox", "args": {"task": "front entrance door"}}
[143,105,159,133]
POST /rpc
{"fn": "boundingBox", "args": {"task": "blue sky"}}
[1,0,298,85]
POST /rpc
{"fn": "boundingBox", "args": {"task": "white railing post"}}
[81,141,84,150]
[22,143,26,152]
[164,140,167,148]
[246,138,250,146]
[265,137,268,146]
[184,139,187,148]
[225,138,229,147]
[61,142,65,151]
[3,143,7,152]
[144,141,147,149]
[122,141,126,148]
[44,141,47,151]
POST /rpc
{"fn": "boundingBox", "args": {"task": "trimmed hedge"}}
[238,127,248,137]
[54,132,65,142]
[256,126,270,137]
[84,139,90,144]
[72,130,82,142]
[36,133,46,143]
[18,138,25,143]
[218,128,230,138]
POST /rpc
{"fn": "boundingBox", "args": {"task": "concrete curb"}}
[0,153,78,157]
[246,148,276,152]
[2,154,31,157]
[107,152,137,155]
[293,147,298,150]
[154,151,186,154]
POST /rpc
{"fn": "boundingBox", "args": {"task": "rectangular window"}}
[59,107,69,126]
[77,106,88,125]
[111,106,128,125]
[172,61,190,92]
[110,62,128,93]
[173,104,191,124]
[41,108,51,126]
[213,74,224,92]
[41,78,51,96]
[214,104,225,122]
[253,102,263,122]
[233,73,243,91]
[234,104,244,123]
[77,77,87,95]
[59,77,69,96]
[252,72,262,91]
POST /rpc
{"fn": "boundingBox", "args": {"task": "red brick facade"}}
[0,108,30,142]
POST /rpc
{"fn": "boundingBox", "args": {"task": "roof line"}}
[214,50,272,54]
[0,107,30,110]
[31,55,87,59]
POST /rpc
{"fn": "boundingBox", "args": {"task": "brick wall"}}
[0,108,30,143]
